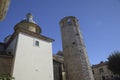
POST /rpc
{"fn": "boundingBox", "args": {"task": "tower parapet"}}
[59,16,94,80]
[60,16,79,27]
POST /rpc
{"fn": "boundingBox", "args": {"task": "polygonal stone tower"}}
[59,16,94,80]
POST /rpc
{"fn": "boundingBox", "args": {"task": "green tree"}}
[0,74,14,80]
[107,51,120,75]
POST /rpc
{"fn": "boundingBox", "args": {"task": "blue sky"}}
[0,0,120,64]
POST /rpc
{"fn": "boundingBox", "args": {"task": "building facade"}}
[0,13,54,80]
[53,54,64,80]
[92,61,120,80]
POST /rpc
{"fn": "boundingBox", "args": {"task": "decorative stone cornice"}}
[5,28,54,48]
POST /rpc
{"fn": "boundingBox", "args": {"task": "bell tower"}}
[10,13,54,80]
[14,13,41,34]
[59,16,94,80]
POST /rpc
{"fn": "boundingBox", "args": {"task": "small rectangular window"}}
[99,68,104,73]
[35,40,39,46]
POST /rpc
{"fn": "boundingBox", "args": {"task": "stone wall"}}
[0,55,12,75]
[92,62,120,80]
[53,60,62,80]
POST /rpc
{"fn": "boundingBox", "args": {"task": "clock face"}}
[67,19,72,25]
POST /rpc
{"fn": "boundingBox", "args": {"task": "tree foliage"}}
[107,51,120,75]
[0,74,14,80]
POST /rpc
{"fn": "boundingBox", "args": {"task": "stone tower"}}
[59,16,94,80]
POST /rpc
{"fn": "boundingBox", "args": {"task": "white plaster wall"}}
[12,32,54,80]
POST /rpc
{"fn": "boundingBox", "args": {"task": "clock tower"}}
[59,16,94,80]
